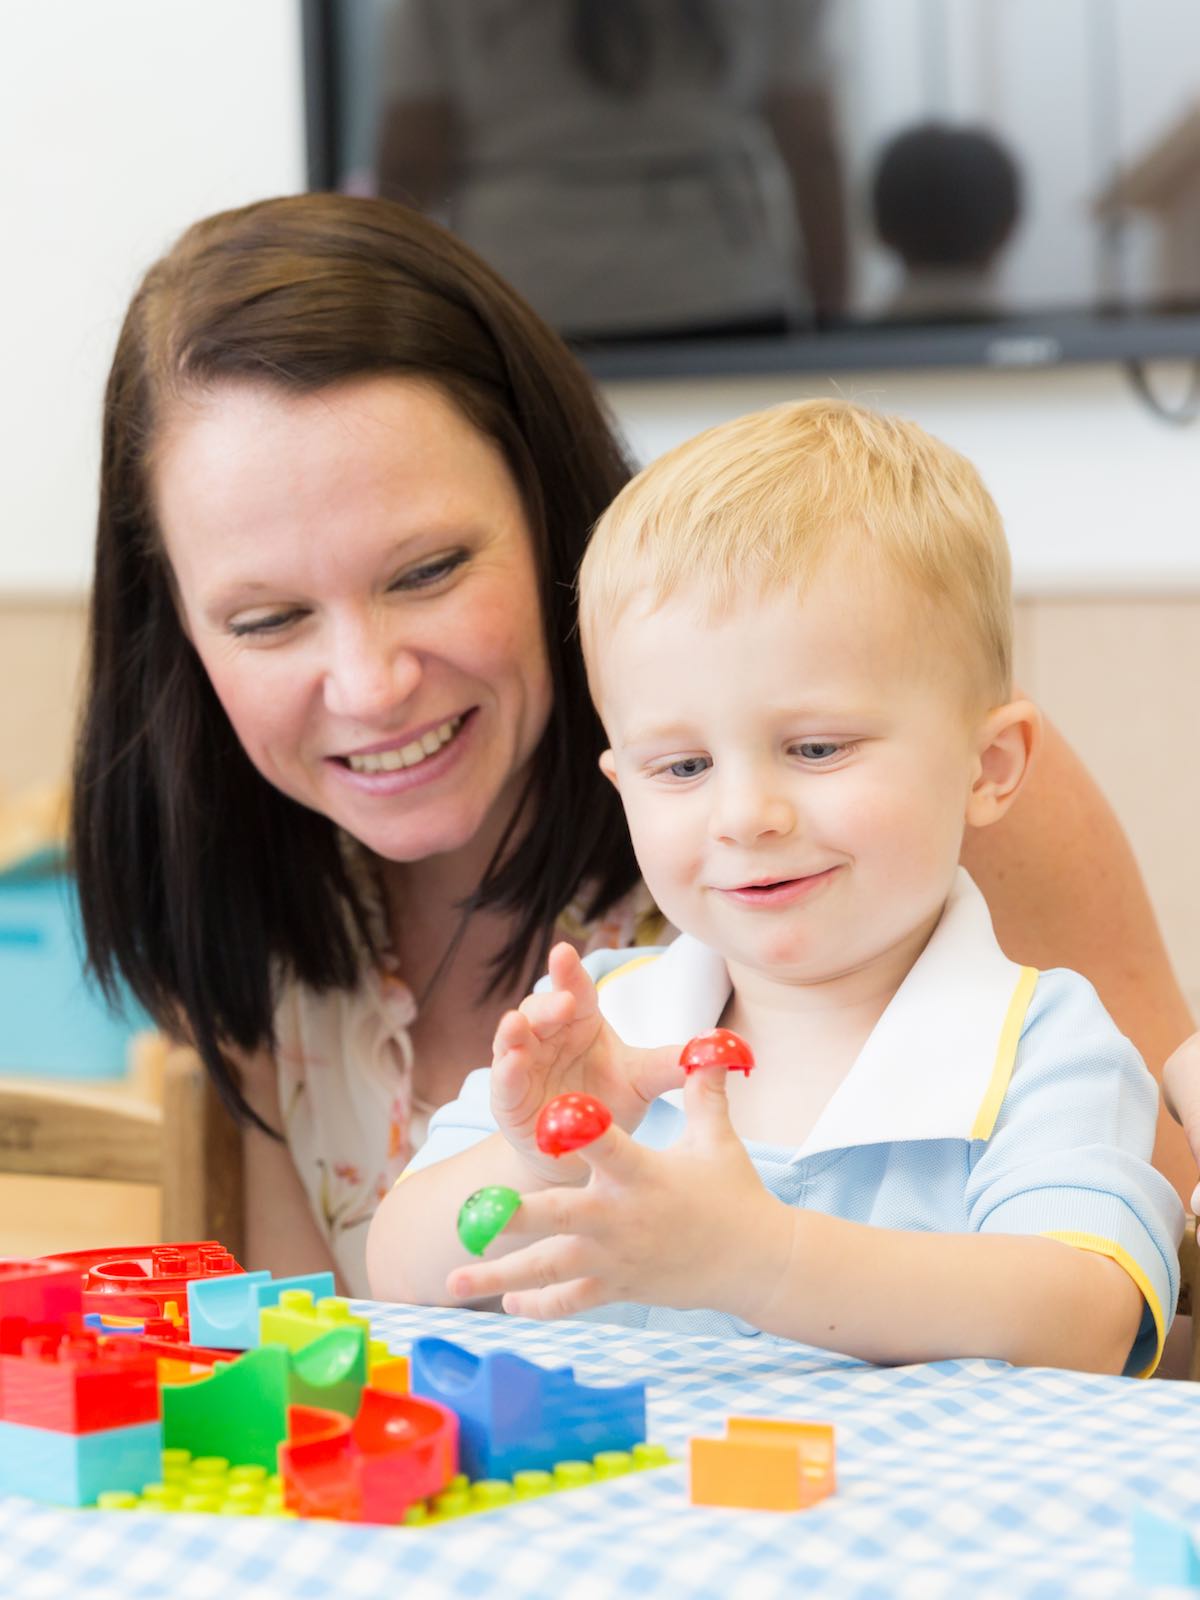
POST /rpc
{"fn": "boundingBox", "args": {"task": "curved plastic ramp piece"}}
[279,1391,458,1523]
[161,1344,289,1470]
[185,1271,272,1350]
[410,1336,645,1482]
[288,1325,369,1417]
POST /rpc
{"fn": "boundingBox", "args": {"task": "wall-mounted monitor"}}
[302,0,1200,380]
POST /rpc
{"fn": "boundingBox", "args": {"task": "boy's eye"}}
[664,755,712,780]
[795,741,844,761]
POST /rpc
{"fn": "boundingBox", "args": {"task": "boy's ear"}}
[965,699,1041,828]
[598,750,619,790]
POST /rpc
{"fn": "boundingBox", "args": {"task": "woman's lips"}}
[718,866,840,908]
[327,708,476,795]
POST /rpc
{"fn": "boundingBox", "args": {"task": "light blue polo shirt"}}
[407,872,1183,1376]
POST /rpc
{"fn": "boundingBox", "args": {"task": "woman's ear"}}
[965,699,1042,828]
[598,750,619,791]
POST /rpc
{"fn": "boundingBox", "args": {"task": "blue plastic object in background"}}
[0,860,151,1078]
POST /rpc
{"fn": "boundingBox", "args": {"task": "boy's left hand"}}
[445,1064,796,1324]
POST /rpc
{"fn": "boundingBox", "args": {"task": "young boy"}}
[367,400,1182,1376]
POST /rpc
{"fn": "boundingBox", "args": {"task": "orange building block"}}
[689,1417,835,1512]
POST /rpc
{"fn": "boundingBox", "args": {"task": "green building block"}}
[161,1346,289,1471]
[288,1325,368,1419]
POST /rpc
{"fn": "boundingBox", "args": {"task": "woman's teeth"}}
[345,718,462,774]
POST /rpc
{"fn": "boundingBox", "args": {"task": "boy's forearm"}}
[365,1135,562,1306]
[731,1203,1146,1374]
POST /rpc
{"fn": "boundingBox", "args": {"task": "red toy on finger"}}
[535,1092,613,1157]
[678,1028,755,1075]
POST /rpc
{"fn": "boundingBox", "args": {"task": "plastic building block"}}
[679,1028,755,1074]
[47,1244,242,1325]
[92,1449,293,1516]
[410,1336,645,1482]
[535,1093,612,1157]
[689,1418,836,1511]
[0,1416,162,1506]
[288,1325,369,1418]
[0,1329,158,1432]
[279,1390,459,1523]
[403,1442,673,1527]
[1132,1506,1200,1588]
[458,1186,522,1256]
[258,1290,372,1354]
[186,1270,336,1350]
[162,1345,289,1470]
[0,1260,83,1353]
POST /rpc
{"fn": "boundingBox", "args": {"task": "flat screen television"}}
[302,0,1200,382]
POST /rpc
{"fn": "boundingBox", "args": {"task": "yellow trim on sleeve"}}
[969,965,1039,1141]
[595,953,662,991]
[1041,1229,1167,1378]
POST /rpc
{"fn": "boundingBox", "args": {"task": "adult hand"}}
[489,942,683,1184]
[452,1060,795,1322]
[1162,1032,1200,1222]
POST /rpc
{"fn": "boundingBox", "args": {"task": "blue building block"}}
[1132,1506,1200,1588]
[0,1417,162,1507]
[186,1270,335,1350]
[409,1336,645,1482]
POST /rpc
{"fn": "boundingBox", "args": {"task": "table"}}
[0,1301,1197,1599]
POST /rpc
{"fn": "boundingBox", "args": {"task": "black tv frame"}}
[300,0,1200,383]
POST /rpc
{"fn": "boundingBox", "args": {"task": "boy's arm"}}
[365,1126,568,1306]
[961,710,1196,1200]
[751,1214,1143,1373]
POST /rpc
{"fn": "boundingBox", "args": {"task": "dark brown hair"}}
[72,192,639,1126]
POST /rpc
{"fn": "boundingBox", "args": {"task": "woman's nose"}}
[708,776,796,846]
[322,623,422,722]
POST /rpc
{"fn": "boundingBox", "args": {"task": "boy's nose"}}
[708,781,796,846]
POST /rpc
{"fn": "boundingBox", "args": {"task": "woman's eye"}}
[664,755,712,780]
[392,551,468,590]
[796,741,844,762]
[229,609,305,638]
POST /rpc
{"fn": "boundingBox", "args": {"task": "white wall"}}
[2,0,1198,597]
[1,0,306,592]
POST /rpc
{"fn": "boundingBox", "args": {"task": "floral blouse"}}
[272,853,669,1297]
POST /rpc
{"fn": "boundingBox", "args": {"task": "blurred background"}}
[2,0,1198,1253]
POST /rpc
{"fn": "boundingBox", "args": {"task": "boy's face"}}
[595,558,992,991]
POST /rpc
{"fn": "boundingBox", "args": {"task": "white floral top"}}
[272,851,669,1296]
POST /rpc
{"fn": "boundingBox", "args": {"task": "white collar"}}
[596,868,1036,1158]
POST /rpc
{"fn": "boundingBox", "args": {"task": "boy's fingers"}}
[683,1062,736,1142]
[572,1118,645,1184]
[518,987,575,1040]
[548,940,601,1019]
[631,1042,688,1103]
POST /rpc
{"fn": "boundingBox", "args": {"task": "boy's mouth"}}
[718,867,840,906]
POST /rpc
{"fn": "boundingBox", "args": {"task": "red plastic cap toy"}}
[535,1093,613,1157]
[678,1029,755,1075]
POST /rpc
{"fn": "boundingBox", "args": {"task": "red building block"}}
[46,1243,242,1327]
[279,1389,459,1524]
[0,1330,159,1433]
[0,1261,83,1354]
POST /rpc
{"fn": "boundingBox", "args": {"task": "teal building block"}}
[0,1417,162,1507]
[1132,1506,1200,1588]
[162,1345,289,1470]
[288,1326,369,1418]
[187,1271,335,1350]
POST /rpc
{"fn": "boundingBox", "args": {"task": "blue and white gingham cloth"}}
[1,1302,1198,1600]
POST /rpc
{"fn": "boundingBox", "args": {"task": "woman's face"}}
[154,376,554,870]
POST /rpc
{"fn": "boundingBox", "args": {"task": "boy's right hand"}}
[491,942,684,1185]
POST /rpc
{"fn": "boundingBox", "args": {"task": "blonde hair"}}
[579,398,1013,708]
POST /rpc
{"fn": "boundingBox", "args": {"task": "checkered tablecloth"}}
[1,1301,1198,1599]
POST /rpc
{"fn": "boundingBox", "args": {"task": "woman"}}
[72,193,1195,1296]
